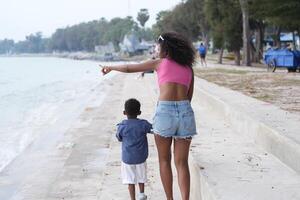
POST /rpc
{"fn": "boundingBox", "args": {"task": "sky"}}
[0,0,182,41]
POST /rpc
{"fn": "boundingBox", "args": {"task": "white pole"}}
[127,0,131,16]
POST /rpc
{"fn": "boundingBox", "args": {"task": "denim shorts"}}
[153,100,197,139]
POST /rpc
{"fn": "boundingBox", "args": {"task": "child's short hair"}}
[124,98,141,116]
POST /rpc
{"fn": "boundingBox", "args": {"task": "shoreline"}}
[0,52,150,62]
[0,58,117,173]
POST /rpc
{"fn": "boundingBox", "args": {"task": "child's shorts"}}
[153,100,197,139]
[121,161,147,184]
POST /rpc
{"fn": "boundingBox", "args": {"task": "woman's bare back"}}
[159,83,190,101]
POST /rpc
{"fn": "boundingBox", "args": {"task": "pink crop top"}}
[157,58,192,89]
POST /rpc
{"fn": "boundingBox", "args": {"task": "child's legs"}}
[128,184,136,200]
[138,183,144,193]
[122,162,137,199]
[136,162,147,193]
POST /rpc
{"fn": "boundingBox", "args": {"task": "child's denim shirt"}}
[116,119,152,165]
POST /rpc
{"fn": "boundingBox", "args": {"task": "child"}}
[116,98,152,200]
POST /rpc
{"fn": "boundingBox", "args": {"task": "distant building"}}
[95,42,115,54]
[120,33,151,56]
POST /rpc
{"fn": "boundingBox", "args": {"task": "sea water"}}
[0,57,113,171]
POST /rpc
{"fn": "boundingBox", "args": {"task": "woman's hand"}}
[100,65,111,75]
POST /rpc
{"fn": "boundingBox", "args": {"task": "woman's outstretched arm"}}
[101,59,161,75]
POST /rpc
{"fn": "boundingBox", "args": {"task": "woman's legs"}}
[174,138,191,200]
[154,134,173,200]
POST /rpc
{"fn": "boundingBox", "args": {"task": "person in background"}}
[198,43,207,67]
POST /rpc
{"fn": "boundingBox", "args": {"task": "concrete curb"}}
[193,77,300,173]
[190,157,216,200]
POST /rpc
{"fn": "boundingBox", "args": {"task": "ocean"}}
[0,57,114,171]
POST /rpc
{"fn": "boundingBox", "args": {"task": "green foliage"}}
[103,17,136,51]
[49,16,137,52]
[0,39,14,54]
[153,0,207,41]
[50,19,110,52]
[152,10,171,37]
[137,9,150,27]
[223,0,243,52]
[13,32,48,53]
[204,0,225,49]
[135,28,155,41]
[0,16,140,53]
[205,0,243,52]
[250,0,300,30]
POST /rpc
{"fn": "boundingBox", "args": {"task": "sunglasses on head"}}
[157,35,164,42]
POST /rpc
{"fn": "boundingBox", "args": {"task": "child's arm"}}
[144,120,153,134]
[101,59,161,75]
[116,124,123,142]
[116,132,122,142]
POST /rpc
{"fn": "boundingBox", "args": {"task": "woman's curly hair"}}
[157,31,195,68]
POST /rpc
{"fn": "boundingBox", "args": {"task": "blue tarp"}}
[264,49,300,68]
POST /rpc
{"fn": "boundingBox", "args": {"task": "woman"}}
[102,31,196,200]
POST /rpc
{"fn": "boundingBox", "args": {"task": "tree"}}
[152,10,171,37]
[153,0,207,41]
[205,0,243,65]
[224,0,243,65]
[48,16,135,52]
[137,9,150,28]
[239,0,251,66]
[0,39,14,54]
[185,0,210,45]
[205,0,226,63]
[135,28,155,41]
[104,17,136,51]
[251,0,300,50]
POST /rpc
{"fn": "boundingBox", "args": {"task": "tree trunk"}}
[253,30,260,62]
[218,48,224,64]
[274,26,281,48]
[234,50,241,66]
[250,29,256,62]
[297,30,300,49]
[298,29,300,49]
[239,0,251,66]
[205,34,210,50]
[202,32,210,50]
[250,40,256,62]
[258,24,264,61]
[292,31,296,50]
[253,23,264,63]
